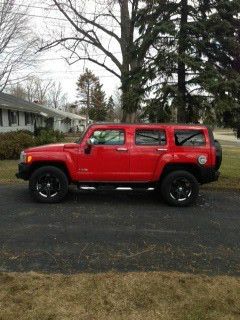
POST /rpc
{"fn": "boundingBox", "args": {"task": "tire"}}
[29,166,69,203]
[160,170,199,207]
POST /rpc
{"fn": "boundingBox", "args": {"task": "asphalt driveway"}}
[0,184,240,275]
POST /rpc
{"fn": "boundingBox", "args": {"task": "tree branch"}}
[67,0,121,44]
[64,44,121,78]
[85,56,121,78]
[50,0,122,70]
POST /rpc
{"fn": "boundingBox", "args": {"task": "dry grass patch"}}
[0,271,240,320]
[0,160,20,183]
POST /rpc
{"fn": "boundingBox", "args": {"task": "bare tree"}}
[25,76,54,105]
[39,0,161,122]
[48,81,67,110]
[0,1,38,91]
[9,76,68,110]
[8,83,27,100]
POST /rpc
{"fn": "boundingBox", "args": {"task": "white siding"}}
[0,109,45,133]
[19,111,25,126]
[2,109,8,127]
[0,105,87,134]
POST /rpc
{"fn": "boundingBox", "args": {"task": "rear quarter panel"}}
[153,126,213,181]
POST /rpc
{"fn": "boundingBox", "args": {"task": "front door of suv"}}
[78,128,130,181]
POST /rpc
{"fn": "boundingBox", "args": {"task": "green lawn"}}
[208,145,240,191]
[0,144,239,189]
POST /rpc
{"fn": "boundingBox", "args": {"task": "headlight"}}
[20,151,32,164]
[198,155,207,165]
[20,151,26,163]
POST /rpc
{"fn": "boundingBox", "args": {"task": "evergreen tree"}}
[77,69,108,122]
[203,0,240,133]
[106,96,116,121]
[90,82,107,121]
[76,69,99,123]
[137,0,240,125]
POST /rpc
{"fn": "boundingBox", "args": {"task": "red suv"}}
[16,123,222,206]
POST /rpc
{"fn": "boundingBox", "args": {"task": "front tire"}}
[29,166,69,203]
[160,170,199,207]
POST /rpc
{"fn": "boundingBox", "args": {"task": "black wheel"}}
[29,166,68,203]
[160,171,199,207]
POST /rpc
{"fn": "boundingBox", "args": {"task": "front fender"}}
[27,152,77,181]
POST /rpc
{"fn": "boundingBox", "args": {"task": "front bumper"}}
[199,167,220,184]
[16,163,31,180]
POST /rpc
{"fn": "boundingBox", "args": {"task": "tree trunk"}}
[177,0,188,123]
[121,81,138,123]
[119,0,139,123]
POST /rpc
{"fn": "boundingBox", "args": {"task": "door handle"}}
[116,147,128,152]
[156,148,168,152]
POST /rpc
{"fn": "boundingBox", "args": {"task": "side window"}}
[25,112,31,125]
[175,130,206,146]
[135,130,166,146]
[0,109,2,126]
[90,129,125,145]
[8,110,19,126]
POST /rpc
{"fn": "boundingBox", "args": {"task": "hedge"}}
[0,129,65,160]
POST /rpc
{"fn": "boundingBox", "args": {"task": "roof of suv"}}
[89,122,207,129]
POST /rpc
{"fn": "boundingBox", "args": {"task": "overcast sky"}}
[15,0,122,103]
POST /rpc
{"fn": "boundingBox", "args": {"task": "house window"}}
[135,130,166,145]
[0,109,2,126]
[175,130,206,146]
[25,112,32,125]
[8,110,19,126]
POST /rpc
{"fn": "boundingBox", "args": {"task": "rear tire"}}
[160,170,199,207]
[29,166,69,203]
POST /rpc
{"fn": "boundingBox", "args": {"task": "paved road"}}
[0,184,240,275]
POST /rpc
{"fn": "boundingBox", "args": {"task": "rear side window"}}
[90,129,125,145]
[0,109,2,126]
[175,130,206,146]
[135,130,166,145]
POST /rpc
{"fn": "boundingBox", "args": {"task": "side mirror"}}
[87,138,95,145]
[85,138,94,154]
[87,138,93,146]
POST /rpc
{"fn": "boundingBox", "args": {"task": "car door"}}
[129,128,168,181]
[78,128,130,181]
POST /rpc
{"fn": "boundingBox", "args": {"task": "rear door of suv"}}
[129,126,168,181]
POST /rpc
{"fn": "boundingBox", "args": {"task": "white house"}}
[0,92,87,133]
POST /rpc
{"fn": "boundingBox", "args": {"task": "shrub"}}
[0,131,34,160]
[0,128,65,160]
[34,128,64,146]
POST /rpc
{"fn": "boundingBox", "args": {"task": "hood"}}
[25,143,66,153]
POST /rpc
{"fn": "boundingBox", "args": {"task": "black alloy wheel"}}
[160,170,199,207]
[29,166,69,203]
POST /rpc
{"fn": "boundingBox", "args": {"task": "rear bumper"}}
[199,167,220,184]
[16,163,31,180]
